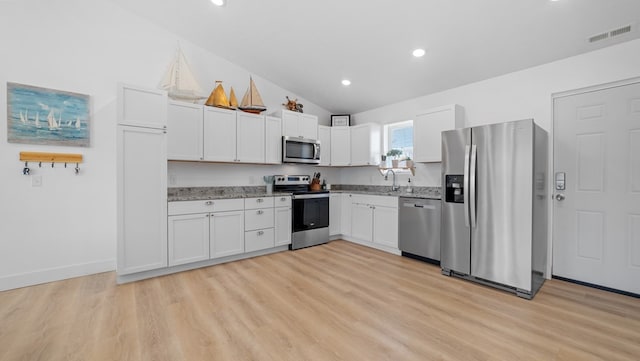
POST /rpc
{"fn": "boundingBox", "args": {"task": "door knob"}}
[555,193,565,201]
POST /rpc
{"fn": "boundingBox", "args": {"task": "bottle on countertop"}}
[406,177,413,193]
[322,179,327,190]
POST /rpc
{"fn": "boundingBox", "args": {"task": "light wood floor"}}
[1,240,639,361]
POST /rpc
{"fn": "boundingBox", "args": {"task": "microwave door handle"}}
[313,143,319,160]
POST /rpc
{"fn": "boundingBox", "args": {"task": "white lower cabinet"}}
[329,193,341,236]
[164,196,291,276]
[211,210,245,258]
[244,197,276,252]
[168,199,245,261]
[245,228,275,253]
[348,194,399,251]
[168,213,210,266]
[340,193,352,236]
[350,202,373,240]
[372,205,399,248]
[274,196,291,247]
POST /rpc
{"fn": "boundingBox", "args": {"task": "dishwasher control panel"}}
[444,175,464,203]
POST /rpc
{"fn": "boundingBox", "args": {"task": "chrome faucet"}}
[384,169,399,191]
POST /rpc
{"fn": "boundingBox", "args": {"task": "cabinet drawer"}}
[168,198,244,215]
[244,197,274,209]
[245,228,275,253]
[274,195,291,207]
[369,195,399,208]
[245,208,274,230]
[350,194,398,208]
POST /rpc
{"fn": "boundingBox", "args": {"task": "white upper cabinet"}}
[350,123,381,166]
[413,104,464,163]
[203,107,237,162]
[265,116,282,164]
[330,126,351,166]
[237,112,265,163]
[167,101,203,161]
[318,125,331,166]
[279,109,318,139]
[118,83,167,129]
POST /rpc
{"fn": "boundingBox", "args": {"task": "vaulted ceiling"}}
[110,0,640,114]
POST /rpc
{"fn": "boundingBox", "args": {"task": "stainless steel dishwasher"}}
[398,197,441,263]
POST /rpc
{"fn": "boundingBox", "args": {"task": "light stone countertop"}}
[168,185,441,202]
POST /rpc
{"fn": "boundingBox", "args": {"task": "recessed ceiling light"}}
[211,0,225,6]
[412,48,426,58]
[341,79,351,86]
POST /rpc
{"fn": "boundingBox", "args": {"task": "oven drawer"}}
[245,208,274,231]
[245,197,274,209]
[245,228,275,252]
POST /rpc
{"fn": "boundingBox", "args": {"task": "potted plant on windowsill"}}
[404,156,414,169]
[386,149,403,168]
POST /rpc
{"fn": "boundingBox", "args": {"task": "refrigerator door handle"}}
[463,145,470,227]
[470,144,477,228]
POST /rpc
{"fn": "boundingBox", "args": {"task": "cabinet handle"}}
[257,210,264,215]
[280,197,286,201]
[205,201,213,205]
[257,230,264,236]
[206,214,210,217]
[257,198,264,203]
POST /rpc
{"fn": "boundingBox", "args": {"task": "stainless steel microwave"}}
[282,136,321,164]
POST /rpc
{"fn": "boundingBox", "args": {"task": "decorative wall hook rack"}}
[20,151,83,175]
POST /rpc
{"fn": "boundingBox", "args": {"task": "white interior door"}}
[553,80,640,295]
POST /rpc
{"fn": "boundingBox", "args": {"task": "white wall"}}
[0,0,331,290]
[169,162,339,188]
[344,39,640,187]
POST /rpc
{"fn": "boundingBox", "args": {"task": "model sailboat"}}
[205,81,231,108]
[238,77,267,114]
[159,46,206,102]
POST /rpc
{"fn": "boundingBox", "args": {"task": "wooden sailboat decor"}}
[238,77,267,114]
[229,87,239,109]
[205,81,231,109]
[158,46,206,102]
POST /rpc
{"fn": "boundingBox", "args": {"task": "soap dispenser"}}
[406,177,413,193]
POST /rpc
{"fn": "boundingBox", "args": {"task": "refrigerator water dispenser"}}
[445,175,464,203]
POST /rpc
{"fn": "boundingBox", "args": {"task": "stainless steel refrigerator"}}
[441,119,548,299]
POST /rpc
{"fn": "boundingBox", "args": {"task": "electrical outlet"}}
[31,175,42,187]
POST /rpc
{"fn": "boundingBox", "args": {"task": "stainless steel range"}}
[273,175,329,250]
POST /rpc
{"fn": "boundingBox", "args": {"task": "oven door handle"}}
[292,193,330,199]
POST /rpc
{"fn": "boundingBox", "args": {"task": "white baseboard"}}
[0,259,116,292]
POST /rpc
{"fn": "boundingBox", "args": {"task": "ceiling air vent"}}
[610,25,632,37]
[589,32,609,43]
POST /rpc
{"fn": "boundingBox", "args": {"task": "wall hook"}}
[23,162,30,175]
[75,163,80,175]
[39,162,42,168]
[51,162,55,168]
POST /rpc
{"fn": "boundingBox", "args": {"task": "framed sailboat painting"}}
[7,82,90,147]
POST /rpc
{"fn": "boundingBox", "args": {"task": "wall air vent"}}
[589,32,609,43]
[609,25,632,37]
[588,24,633,44]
